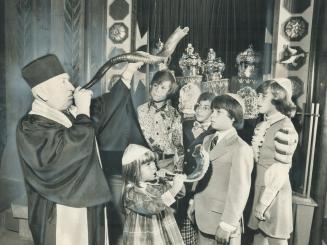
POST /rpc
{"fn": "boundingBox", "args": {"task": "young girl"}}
[121,144,186,245]
[248,78,298,245]
[137,70,184,173]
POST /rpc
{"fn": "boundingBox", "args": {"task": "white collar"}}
[265,111,286,125]
[213,127,235,143]
[194,120,211,130]
[29,99,77,128]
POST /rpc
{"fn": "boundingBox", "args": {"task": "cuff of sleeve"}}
[161,190,176,206]
[75,114,91,120]
[219,222,236,233]
[259,187,277,207]
[121,76,131,89]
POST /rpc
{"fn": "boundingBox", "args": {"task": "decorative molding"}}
[64,0,82,83]
[288,76,304,98]
[284,0,311,14]
[109,0,129,20]
[108,22,129,43]
[279,45,308,70]
[16,0,32,66]
[283,16,308,41]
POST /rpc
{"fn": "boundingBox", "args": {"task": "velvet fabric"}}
[137,0,267,78]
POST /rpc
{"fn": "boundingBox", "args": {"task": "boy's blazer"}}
[194,128,253,235]
[183,119,215,175]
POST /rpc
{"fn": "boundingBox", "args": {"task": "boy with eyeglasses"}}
[178,92,216,245]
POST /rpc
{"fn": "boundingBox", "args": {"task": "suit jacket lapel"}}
[209,129,238,161]
[192,127,215,147]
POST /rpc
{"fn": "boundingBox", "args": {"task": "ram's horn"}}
[82,26,189,89]
[159,146,210,183]
[156,26,189,57]
[183,146,210,182]
[82,52,166,89]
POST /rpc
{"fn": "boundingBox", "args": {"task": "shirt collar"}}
[213,127,236,143]
[193,120,211,130]
[148,100,168,112]
[264,111,286,125]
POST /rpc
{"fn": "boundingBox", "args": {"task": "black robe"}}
[16,113,111,245]
[91,79,147,178]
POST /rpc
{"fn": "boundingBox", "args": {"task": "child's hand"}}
[215,226,231,245]
[170,174,186,196]
[254,202,268,221]
[156,169,172,178]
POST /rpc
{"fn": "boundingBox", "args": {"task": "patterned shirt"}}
[137,101,184,171]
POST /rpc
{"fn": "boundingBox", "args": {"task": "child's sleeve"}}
[124,185,175,215]
[259,126,298,207]
[172,112,184,172]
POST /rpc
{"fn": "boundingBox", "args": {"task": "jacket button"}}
[187,149,190,152]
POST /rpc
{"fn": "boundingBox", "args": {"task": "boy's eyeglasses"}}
[194,104,212,112]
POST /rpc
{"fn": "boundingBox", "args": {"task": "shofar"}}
[82,26,189,89]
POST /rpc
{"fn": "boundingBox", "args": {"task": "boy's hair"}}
[256,80,296,117]
[211,95,244,129]
[150,70,178,97]
[197,92,216,104]
[122,151,157,187]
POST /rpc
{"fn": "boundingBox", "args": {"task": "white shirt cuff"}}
[219,222,237,232]
[161,190,176,206]
[121,76,131,89]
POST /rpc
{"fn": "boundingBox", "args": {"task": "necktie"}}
[210,135,219,150]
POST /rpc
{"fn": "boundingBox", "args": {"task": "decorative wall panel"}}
[283,16,308,41]
[284,0,311,14]
[109,0,129,20]
[273,0,316,107]
[64,0,84,83]
[104,0,132,92]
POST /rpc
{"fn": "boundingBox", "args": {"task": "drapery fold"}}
[137,0,267,78]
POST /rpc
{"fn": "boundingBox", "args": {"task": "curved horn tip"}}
[183,27,190,33]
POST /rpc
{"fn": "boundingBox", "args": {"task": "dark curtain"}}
[137,0,267,78]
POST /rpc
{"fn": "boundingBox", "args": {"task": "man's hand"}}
[74,87,93,116]
[215,226,231,245]
[121,62,144,81]
[254,202,268,221]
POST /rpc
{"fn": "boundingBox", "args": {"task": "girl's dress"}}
[123,180,185,245]
[248,113,298,239]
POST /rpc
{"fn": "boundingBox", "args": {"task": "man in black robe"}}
[16,54,111,245]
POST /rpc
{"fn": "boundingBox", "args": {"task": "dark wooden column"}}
[310,0,327,243]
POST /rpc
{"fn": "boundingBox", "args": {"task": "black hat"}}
[22,54,66,88]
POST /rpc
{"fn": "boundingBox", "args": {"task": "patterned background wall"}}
[105,0,148,107]
[273,0,315,107]
[105,0,132,92]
